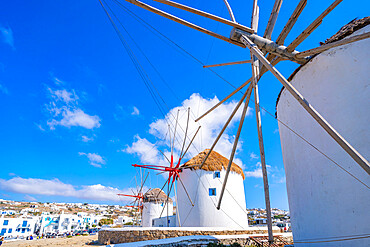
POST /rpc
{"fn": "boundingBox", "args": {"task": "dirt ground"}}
[2,235,104,247]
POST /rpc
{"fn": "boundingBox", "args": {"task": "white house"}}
[0,215,38,238]
[177,149,249,228]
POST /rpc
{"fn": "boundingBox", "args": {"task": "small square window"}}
[214,172,221,178]
[8,228,12,233]
[209,188,216,196]
[3,220,8,226]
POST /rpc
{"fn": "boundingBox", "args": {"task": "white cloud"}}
[250,152,259,160]
[79,152,106,168]
[0,25,15,49]
[0,177,137,202]
[34,123,45,131]
[82,135,94,142]
[131,106,140,116]
[0,84,9,94]
[125,93,252,169]
[45,86,101,130]
[124,135,169,167]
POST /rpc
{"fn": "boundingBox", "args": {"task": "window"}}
[3,220,9,226]
[214,172,221,178]
[21,229,25,233]
[209,188,216,196]
[0,228,6,236]
[22,221,27,227]
[8,228,12,233]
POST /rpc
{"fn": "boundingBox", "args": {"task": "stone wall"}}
[99,228,282,245]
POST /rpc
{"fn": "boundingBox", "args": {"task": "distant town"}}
[0,198,291,240]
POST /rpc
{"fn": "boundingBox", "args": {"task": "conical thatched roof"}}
[143,188,173,203]
[181,149,245,179]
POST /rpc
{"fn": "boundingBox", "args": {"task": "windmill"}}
[132,108,199,226]
[118,170,150,225]
[99,0,370,244]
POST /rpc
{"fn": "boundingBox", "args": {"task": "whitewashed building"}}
[38,212,102,234]
[0,215,38,238]
[176,150,249,228]
[276,20,370,246]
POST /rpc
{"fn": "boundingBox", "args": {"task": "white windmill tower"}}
[177,149,249,228]
[141,188,173,227]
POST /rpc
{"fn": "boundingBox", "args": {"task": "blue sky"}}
[0,0,367,209]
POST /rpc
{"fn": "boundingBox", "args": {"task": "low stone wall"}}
[99,227,282,245]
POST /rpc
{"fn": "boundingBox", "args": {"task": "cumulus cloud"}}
[131,106,140,116]
[79,152,106,168]
[0,25,15,49]
[244,162,263,178]
[45,85,101,130]
[0,177,138,202]
[125,93,252,169]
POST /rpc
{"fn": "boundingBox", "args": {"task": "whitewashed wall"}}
[142,201,173,227]
[277,26,370,246]
[176,169,249,228]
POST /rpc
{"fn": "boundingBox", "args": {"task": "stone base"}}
[98,227,282,245]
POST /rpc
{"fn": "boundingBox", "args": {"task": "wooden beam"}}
[276,0,307,45]
[251,0,259,32]
[153,0,253,34]
[217,87,253,210]
[264,0,283,40]
[222,0,236,22]
[231,29,308,64]
[240,34,370,175]
[196,86,252,170]
[250,54,274,244]
[195,78,252,122]
[296,32,370,58]
[203,59,251,68]
[251,2,273,242]
[125,0,245,47]
[287,0,343,52]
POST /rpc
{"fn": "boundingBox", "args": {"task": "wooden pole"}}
[295,32,370,58]
[203,59,252,68]
[287,0,343,52]
[217,88,253,210]
[195,78,252,122]
[181,126,201,159]
[276,0,307,45]
[263,0,283,40]
[251,54,274,244]
[196,86,252,170]
[178,176,194,206]
[125,0,245,47]
[240,34,370,175]
[174,182,181,227]
[250,2,273,242]
[153,0,253,33]
[222,0,236,22]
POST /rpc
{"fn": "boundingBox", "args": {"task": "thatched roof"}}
[143,188,173,203]
[181,149,245,179]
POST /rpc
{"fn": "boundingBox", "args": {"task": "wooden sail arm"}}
[153,0,252,33]
[239,34,370,175]
[202,60,251,68]
[295,32,370,58]
[124,0,245,47]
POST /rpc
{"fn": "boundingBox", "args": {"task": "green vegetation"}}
[99,218,113,226]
